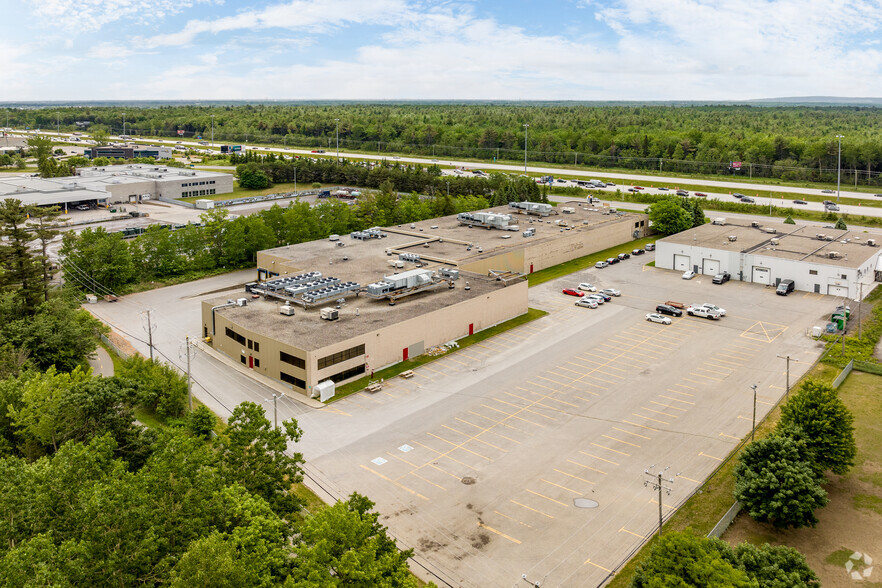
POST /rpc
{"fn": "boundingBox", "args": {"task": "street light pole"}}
[335,118,340,162]
[750,384,758,442]
[836,134,844,202]
[523,124,529,174]
[122,112,126,137]
[210,114,214,146]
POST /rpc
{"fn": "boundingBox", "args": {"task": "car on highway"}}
[601,288,621,297]
[875,194,882,198]
[575,298,599,309]
[632,186,644,190]
[822,189,835,194]
[741,196,755,203]
[658,187,669,191]
[562,288,584,297]
[632,248,645,255]
[733,192,746,198]
[627,188,638,193]
[431,159,438,162]
[694,192,707,198]
[712,271,731,284]
[606,182,616,187]
[595,261,609,269]
[676,190,689,196]
[826,203,840,211]
[793,199,808,205]
[700,303,726,316]
[645,313,672,325]
[656,304,683,317]
[682,270,695,280]
[578,282,597,292]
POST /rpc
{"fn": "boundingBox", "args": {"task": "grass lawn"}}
[327,308,548,403]
[527,236,657,287]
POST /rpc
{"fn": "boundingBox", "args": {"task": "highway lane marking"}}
[360,465,428,501]
[526,489,568,507]
[567,458,608,475]
[581,449,622,464]
[477,522,521,544]
[554,468,596,485]
[612,426,651,440]
[510,500,555,519]
[494,510,532,528]
[602,434,640,448]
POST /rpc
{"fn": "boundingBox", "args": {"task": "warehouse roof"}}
[660,220,882,268]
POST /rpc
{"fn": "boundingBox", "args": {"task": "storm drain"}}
[574,498,599,508]
[461,476,477,485]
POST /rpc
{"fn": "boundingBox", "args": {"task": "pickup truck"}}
[686,305,721,320]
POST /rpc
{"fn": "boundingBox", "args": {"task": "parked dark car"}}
[712,271,731,284]
[776,279,795,296]
[607,257,620,264]
[632,248,645,255]
[617,253,630,260]
[594,291,612,302]
[656,304,683,317]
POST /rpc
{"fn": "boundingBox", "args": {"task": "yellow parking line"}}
[467,410,529,434]
[623,419,659,432]
[553,468,596,485]
[582,374,620,385]
[493,397,558,420]
[582,449,623,463]
[481,404,546,428]
[673,383,697,390]
[420,364,445,375]
[666,389,695,397]
[360,465,428,501]
[658,394,695,405]
[703,362,735,372]
[575,395,598,403]
[632,413,670,425]
[641,406,679,418]
[517,388,578,408]
[699,451,724,461]
[494,510,533,528]
[650,400,686,412]
[677,474,700,483]
[719,432,740,440]
[689,372,724,382]
[441,424,506,451]
[648,497,676,510]
[715,354,747,362]
[542,479,583,494]
[612,426,651,440]
[409,440,481,472]
[567,458,608,475]
[696,366,730,376]
[585,559,613,573]
[536,374,577,388]
[683,377,710,386]
[427,432,494,461]
[619,527,644,538]
[510,500,555,519]
[602,434,640,448]
[478,522,521,544]
[526,489,568,507]
[408,471,447,491]
[443,356,471,366]
[455,417,521,444]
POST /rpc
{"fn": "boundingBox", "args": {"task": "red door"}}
[530,263,534,274]
[403,347,409,361]
[248,355,254,368]
[469,323,474,335]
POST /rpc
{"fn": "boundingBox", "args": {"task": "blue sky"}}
[2,0,882,101]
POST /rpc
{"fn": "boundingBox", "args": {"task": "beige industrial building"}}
[202,202,649,397]
[0,164,233,208]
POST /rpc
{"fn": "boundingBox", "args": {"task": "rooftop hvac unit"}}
[236,298,248,306]
[320,307,339,321]
[828,251,841,259]
[765,228,777,234]
[561,207,576,214]
[279,305,295,316]
[770,238,780,245]
[329,234,339,241]
[817,234,826,240]
[868,239,877,246]
[727,235,737,242]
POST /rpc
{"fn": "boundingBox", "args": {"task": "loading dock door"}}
[702,258,721,276]
[827,285,849,297]
[673,254,690,271]
[751,267,771,285]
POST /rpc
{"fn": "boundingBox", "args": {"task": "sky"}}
[2,0,882,101]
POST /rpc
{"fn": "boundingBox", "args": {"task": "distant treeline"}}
[8,104,882,183]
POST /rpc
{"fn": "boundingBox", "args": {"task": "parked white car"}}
[645,313,672,325]
[595,261,609,269]
[578,282,597,292]
[682,270,696,280]
[700,303,726,316]
[575,298,599,309]
[586,294,605,305]
[601,288,621,297]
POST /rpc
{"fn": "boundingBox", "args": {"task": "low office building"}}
[0,164,233,208]
[203,202,649,396]
[656,220,882,297]
[84,144,173,160]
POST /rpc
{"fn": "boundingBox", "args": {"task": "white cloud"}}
[147,0,411,46]
[25,0,219,33]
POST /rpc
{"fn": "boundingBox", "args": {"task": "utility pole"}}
[523,123,529,173]
[836,134,844,202]
[264,392,285,429]
[859,281,863,339]
[122,112,126,137]
[142,310,155,361]
[776,355,799,399]
[335,118,340,162]
[185,336,193,410]
[210,114,214,146]
[644,465,675,538]
[750,384,758,442]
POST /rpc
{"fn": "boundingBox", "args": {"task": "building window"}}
[318,344,366,370]
[254,358,260,368]
[842,274,847,279]
[809,270,818,275]
[253,341,259,352]
[240,355,246,364]
[247,340,253,350]
[280,351,305,369]
[329,364,366,383]
[280,371,305,389]
[225,327,246,345]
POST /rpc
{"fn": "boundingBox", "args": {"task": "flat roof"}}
[660,220,882,268]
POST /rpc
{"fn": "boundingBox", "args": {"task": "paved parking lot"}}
[87,250,840,588]
[306,254,836,587]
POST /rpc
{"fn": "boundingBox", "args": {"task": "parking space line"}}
[623,419,659,432]
[535,374,576,388]
[408,471,447,491]
[494,510,533,528]
[673,383,697,390]
[455,417,521,444]
[677,474,700,483]
[711,356,745,365]
[360,465,429,501]
[682,377,710,386]
[443,356,472,366]
[695,366,730,376]
[699,451,724,461]
[516,388,578,408]
[585,559,613,573]
[510,500,555,519]
[658,394,695,405]
[441,424,507,451]
[582,449,622,463]
[467,410,531,434]
[632,413,670,425]
[409,439,480,471]
[575,394,598,402]
[554,469,596,485]
[612,426,651,440]
[581,374,620,385]
[526,489,568,507]
[478,522,521,544]
[492,397,558,420]
[420,364,445,375]
[648,497,676,510]
[666,389,695,397]
[650,400,686,412]
[640,406,678,418]
[719,432,740,441]
[505,392,568,415]
[557,364,588,376]
[542,478,583,494]
[567,458,608,475]
[689,372,724,382]
[481,404,546,428]
[703,362,735,372]
[619,527,644,538]
[427,432,495,461]
[602,434,640,448]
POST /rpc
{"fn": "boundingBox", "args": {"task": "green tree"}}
[13,155,26,169]
[0,532,90,587]
[238,166,271,189]
[647,198,693,235]
[778,380,856,475]
[187,405,216,439]
[60,227,135,292]
[28,206,64,302]
[734,434,828,528]
[292,492,419,587]
[733,542,819,588]
[834,217,847,230]
[0,154,12,167]
[0,199,44,313]
[630,530,751,588]
[116,355,188,418]
[783,215,796,224]
[217,402,304,518]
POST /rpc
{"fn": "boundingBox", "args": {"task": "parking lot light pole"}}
[523,123,529,173]
[335,118,340,162]
[210,114,214,146]
[750,384,758,442]
[776,355,799,399]
[836,134,844,202]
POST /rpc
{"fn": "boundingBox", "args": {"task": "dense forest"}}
[7,104,882,184]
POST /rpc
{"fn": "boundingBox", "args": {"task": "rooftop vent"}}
[727,235,737,242]
[828,251,841,259]
[868,239,877,247]
[770,238,780,245]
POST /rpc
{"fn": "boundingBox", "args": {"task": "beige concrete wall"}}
[524,216,647,272]
[459,249,525,275]
[157,175,233,199]
[106,180,155,203]
[256,251,303,276]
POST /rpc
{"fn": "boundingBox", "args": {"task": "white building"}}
[655,220,882,298]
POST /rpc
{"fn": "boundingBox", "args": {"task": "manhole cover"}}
[574,498,599,508]
[461,476,477,485]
